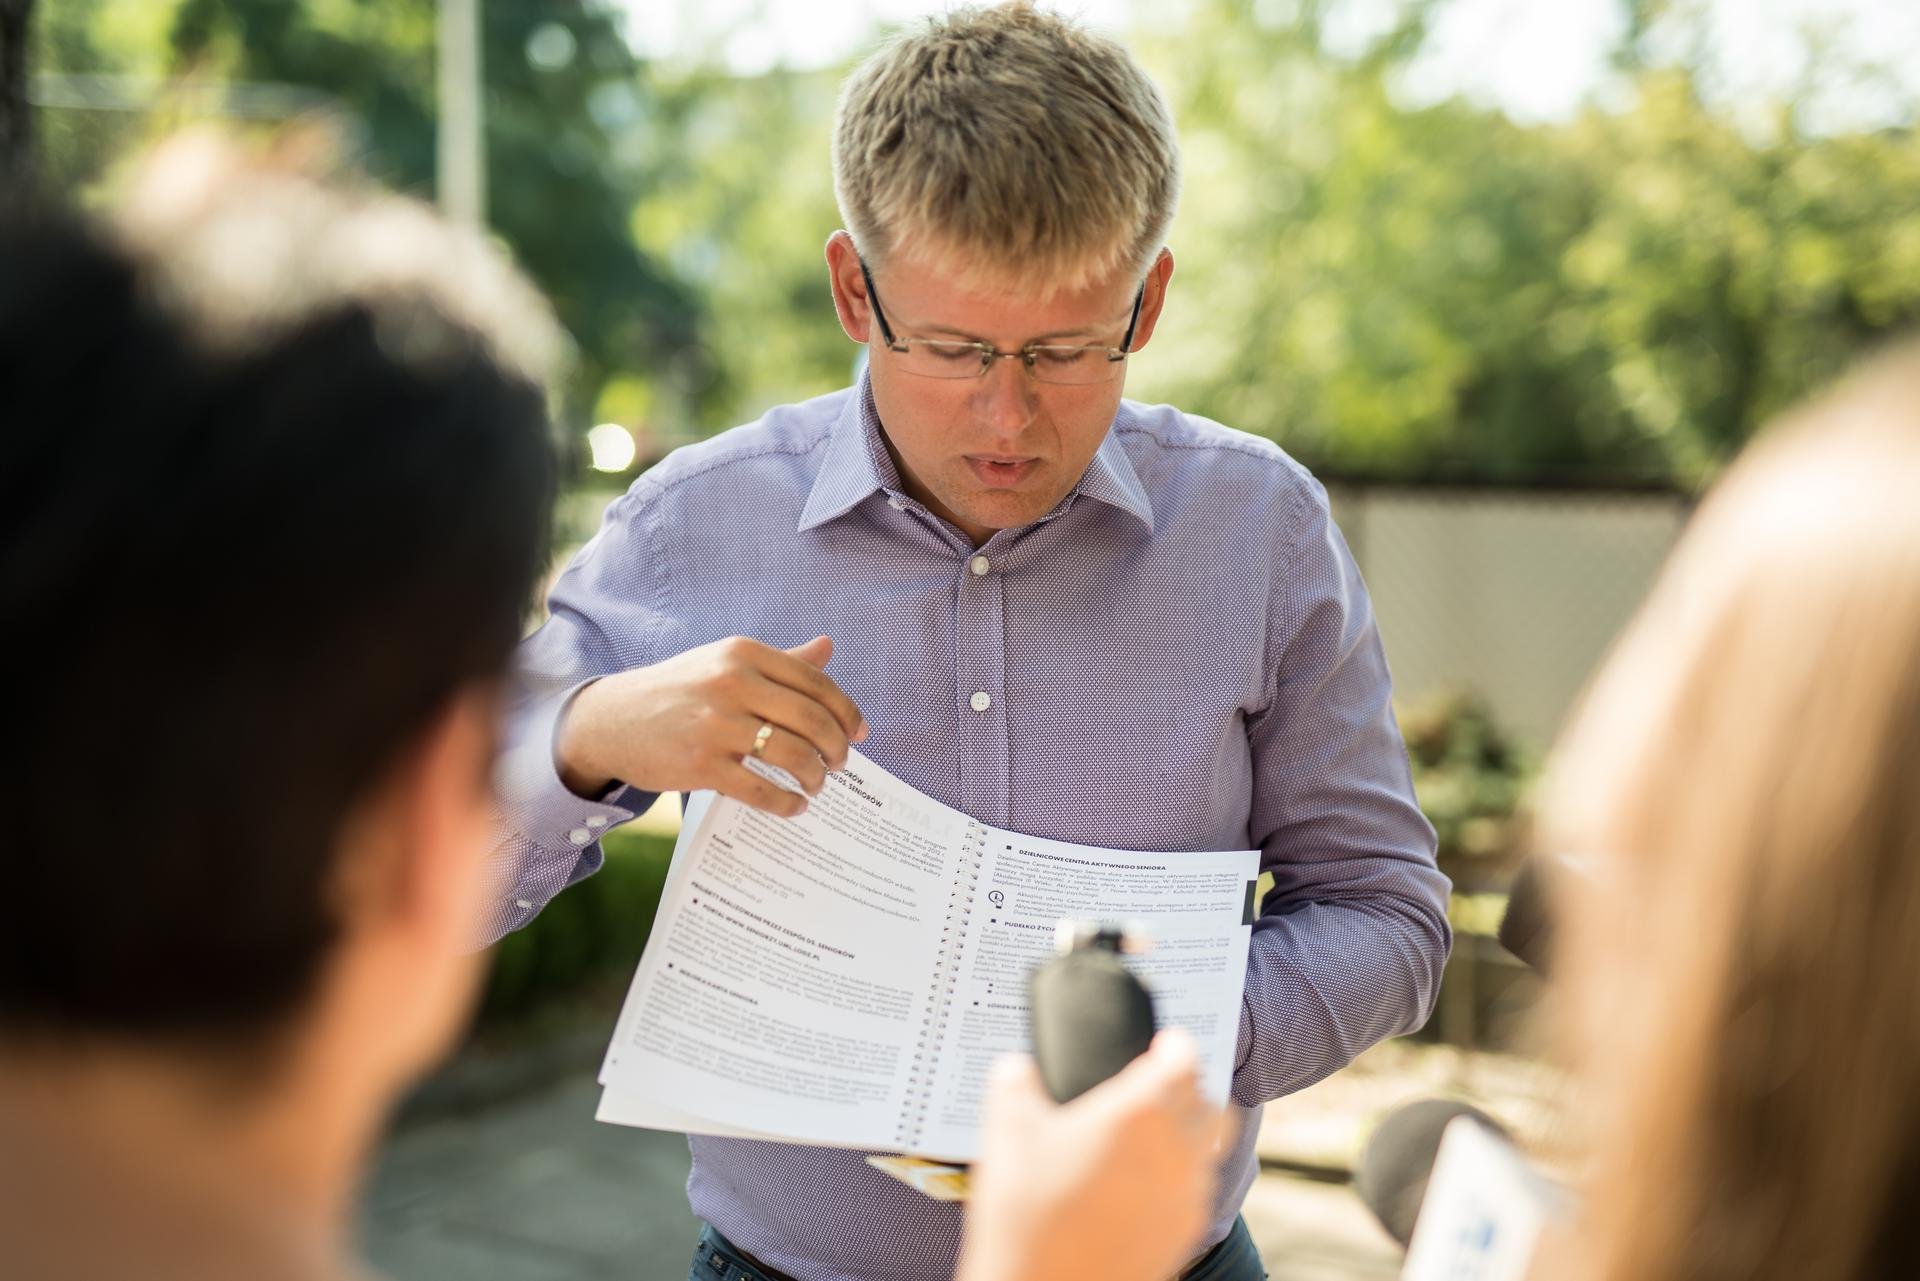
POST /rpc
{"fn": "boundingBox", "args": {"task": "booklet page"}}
[595,750,1258,1162]
[597,756,969,1147]
[911,834,1258,1159]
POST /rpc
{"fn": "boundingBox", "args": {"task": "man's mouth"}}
[965,455,1037,488]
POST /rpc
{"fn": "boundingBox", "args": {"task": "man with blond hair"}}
[489,4,1449,1278]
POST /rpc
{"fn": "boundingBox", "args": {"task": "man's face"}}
[830,236,1172,544]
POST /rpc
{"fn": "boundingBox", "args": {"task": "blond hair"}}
[1536,342,1920,1281]
[831,1,1179,294]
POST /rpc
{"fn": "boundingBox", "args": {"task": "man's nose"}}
[973,355,1038,437]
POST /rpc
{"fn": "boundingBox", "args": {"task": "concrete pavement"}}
[359,1072,1400,1281]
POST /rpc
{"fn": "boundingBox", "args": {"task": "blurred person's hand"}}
[957,1029,1226,1281]
[556,635,866,816]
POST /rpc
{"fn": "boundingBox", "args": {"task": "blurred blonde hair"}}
[109,126,565,388]
[1537,341,1920,1281]
[831,1,1179,295]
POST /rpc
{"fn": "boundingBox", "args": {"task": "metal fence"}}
[1329,484,1691,749]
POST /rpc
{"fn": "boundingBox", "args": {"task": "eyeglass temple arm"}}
[857,258,900,348]
[1114,281,1147,359]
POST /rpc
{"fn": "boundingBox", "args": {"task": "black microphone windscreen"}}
[1497,855,1554,975]
[1355,1098,1512,1248]
[1028,947,1156,1103]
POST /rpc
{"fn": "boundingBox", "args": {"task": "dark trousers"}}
[688,1214,1266,1281]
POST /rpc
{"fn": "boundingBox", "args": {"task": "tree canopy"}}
[29,0,1920,487]
[35,0,701,426]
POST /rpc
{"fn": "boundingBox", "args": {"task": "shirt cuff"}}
[495,678,656,853]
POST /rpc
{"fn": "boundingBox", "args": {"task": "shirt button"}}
[970,691,992,712]
[568,827,593,846]
[887,496,907,511]
[514,899,534,911]
[969,555,990,576]
[586,815,609,830]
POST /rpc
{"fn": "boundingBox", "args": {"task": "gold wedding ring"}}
[751,722,773,758]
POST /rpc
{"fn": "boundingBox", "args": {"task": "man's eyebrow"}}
[906,318,1113,343]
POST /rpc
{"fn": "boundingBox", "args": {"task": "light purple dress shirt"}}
[487,376,1449,1281]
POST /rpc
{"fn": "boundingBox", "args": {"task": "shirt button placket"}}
[956,550,1011,826]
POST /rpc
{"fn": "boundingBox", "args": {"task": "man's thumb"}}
[786,635,834,668]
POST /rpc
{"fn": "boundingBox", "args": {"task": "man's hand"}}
[957,1030,1227,1281]
[555,635,867,817]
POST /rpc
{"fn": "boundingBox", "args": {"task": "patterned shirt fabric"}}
[486,376,1450,1281]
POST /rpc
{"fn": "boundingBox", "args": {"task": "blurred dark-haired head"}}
[0,132,559,1079]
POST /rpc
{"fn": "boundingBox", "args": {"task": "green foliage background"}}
[1129,5,1920,485]
[33,0,706,429]
[31,0,1920,487]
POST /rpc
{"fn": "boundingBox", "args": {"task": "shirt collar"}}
[1075,408,1156,531]
[796,375,1156,534]
[796,377,901,533]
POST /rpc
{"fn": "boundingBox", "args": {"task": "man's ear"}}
[825,230,875,345]
[1125,247,1175,352]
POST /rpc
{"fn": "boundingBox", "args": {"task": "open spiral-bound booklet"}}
[594,750,1259,1163]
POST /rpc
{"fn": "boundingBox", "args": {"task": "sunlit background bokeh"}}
[33,0,1920,497]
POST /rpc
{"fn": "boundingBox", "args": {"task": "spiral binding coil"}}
[894,820,986,1150]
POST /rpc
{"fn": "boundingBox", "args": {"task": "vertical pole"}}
[0,0,35,198]
[437,0,484,226]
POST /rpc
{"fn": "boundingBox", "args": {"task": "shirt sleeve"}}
[479,490,669,946]
[1229,479,1452,1107]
